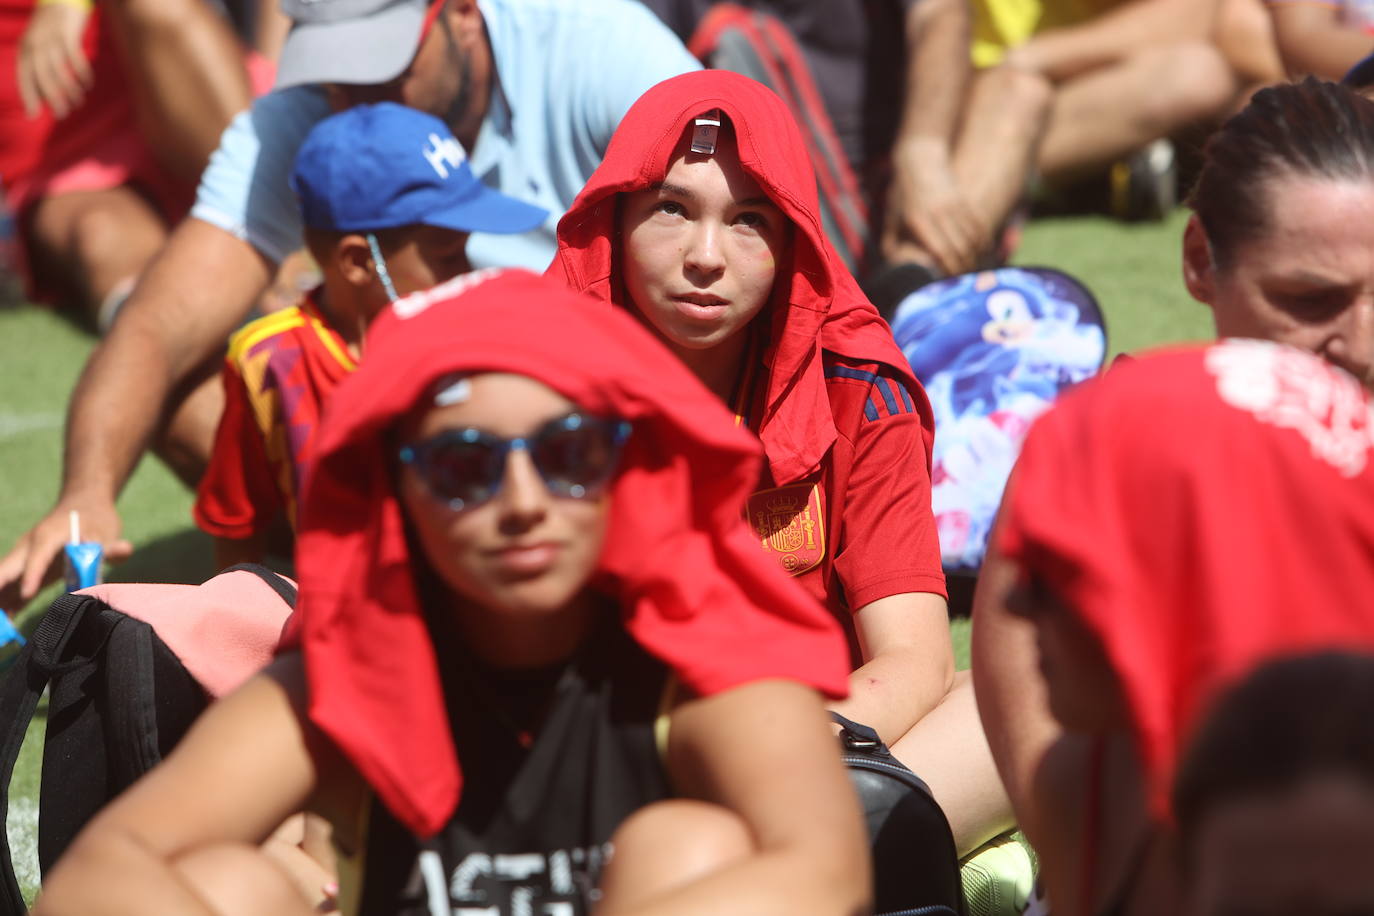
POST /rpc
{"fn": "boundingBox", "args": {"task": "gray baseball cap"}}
[275,0,429,91]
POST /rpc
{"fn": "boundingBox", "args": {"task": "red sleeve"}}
[832,371,947,609]
[193,362,284,539]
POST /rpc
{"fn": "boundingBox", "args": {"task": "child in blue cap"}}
[194,102,546,569]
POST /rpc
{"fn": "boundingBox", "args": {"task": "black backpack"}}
[834,713,966,916]
[0,564,296,913]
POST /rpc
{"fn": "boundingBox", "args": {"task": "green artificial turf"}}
[1015,208,1214,357]
[0,307,215,629]
[0,207,1214,900]
[0,306,211,902]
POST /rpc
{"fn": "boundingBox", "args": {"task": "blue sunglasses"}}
[399,412,631,511]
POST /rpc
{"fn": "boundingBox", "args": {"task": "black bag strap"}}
[0,593,99,913]
[830,711,891,754]
[102,620,162,783]
[220,563,298,608]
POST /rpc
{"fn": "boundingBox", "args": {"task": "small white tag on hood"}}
[690,109,722,155]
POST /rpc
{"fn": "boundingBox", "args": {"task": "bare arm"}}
[33,659,323,915]
[884,0,985,273]
[898,0,970,156]
[829,591,955,744]
[969,522,1066,884]
[613,680,869,916]
[252,0,292,60]
[1268,2,1374,80]
[104,0,252,183]
[0,220,272,609]
[1007,0,1220,81]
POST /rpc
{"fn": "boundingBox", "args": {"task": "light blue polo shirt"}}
[191,0,699,271]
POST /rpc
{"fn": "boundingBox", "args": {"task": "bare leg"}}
[152,360,224,488]
[253,0,292,61]
[29,188,220,486]
[175,842,319,916]
[598,799,753,911]
[952,65,1053,240]
[1212,0,1284,115]
[104,0,253,182]
[260,814,338,909]
[1213,0,1284,88]
[1038,41,1237,184]
[27,186,166,323]
[890,670,1016,857]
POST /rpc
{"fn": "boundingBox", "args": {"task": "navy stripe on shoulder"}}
[825,365,879,385]
[826,362,919,422]
[873,377,899,417]
[896,381,915,413]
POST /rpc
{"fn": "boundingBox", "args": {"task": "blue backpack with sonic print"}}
[888,267,1107,595]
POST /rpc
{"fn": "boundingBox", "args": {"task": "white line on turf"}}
[6,795,38,900]
[0,412,62,440]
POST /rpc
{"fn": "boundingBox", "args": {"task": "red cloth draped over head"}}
[547,69,931,485]
[999,340,1374,817]
[285,269,851,838]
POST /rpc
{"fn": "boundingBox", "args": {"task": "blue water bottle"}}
[63,510,103,592]
[0,614,26,673]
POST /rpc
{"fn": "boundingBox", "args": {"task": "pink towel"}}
[81,569,295,698]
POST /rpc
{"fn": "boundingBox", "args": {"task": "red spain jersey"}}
[742,351,946,635]
[194,293,356,540]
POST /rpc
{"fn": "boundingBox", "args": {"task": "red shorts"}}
[0,0,275,300]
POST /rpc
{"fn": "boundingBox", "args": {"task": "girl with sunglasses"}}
[549,70,1013,861]
[33,270,869,916]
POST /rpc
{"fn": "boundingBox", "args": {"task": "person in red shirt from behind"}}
[548,69,1014,858]
[195,102,545,570]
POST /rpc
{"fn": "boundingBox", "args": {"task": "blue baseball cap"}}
[290,102,548,236]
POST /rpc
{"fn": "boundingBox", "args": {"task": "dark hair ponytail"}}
[1190,78,1374,269]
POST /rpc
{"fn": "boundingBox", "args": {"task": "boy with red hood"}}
[549,69,1014,861]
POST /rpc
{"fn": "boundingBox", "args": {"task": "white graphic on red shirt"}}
[393,268,506,320]
[1205,338,1374,478]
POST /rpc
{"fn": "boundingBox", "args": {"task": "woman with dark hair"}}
[32,270,871,915]
[1181,77,1374,387]
[989,341,1374,914]
[1175,651,1374,916]
[972,77,1374,913]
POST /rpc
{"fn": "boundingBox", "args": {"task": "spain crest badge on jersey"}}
[747,483,825,576]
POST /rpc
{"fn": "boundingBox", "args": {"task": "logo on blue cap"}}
[291,103,548,237]
[421,132,467,179]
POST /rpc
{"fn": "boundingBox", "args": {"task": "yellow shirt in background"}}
[972,0,1118,66]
